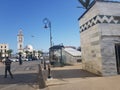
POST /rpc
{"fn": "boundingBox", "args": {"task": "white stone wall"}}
[81,24,102,75]
[79,1,120,76]
[100,24,120,76]
[79,2,99,26]
[101,36,118,76]
[97,2,120,16]
[79,1,120,26]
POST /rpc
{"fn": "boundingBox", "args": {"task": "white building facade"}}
[0,44,9,57]
[62,48,81,64]
[78,0,120,76]
[17,29,24,53]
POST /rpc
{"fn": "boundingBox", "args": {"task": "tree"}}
[0,52,2,62]
[18,52,23,55]
[78,0,91,9]
[7,49,13,57]
[77,46,81,51]
[29,52,32,60]
[25,50,29,58]
[33,50,36,57]
[38,50,43,57]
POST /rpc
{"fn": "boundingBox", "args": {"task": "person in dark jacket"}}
[19,53,22,65]
[4,57,13,78]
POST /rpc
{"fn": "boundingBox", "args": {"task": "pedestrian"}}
[19,53,22,65]
[4,57,13,79]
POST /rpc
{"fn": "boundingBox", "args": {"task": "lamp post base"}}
[48,76,52,78]
[47,64,52,79]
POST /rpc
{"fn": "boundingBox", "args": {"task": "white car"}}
[45,60,50,64]
[22,58,29,61]
[11,58,19,62]
[2,58,5,62]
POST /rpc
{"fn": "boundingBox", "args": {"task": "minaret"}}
[17,29,24,53]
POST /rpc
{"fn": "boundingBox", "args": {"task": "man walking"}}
[4,57,13,79]
[19,53,22,65]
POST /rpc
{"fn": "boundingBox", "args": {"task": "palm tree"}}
[78,0,91,9]
[7,49,13,58]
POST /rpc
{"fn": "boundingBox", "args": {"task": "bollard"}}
[44,58,46,70]
[47,64,52,78]
[38,64,46,89]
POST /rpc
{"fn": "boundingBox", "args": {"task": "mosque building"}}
[17,29,39,59]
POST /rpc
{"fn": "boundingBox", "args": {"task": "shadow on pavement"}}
[51,69,99,79]
[0,73,37,85]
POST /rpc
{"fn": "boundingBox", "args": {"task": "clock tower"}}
[17,29,24,53]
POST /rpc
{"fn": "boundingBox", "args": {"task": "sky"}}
[0,0,86,53]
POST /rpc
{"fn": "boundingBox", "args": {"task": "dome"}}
[25,45,33,52]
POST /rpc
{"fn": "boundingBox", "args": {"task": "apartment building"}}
[0,44,9,57]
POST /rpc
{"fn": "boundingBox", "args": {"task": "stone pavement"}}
[45,75,120,90]
[1,62,120,90]
[43,63,120,90]
[0,61,39,90]
[0,62,4,67]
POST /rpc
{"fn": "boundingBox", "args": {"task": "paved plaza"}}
[0,61,120,90]
[46,63,120,90]
[0,61,39,90]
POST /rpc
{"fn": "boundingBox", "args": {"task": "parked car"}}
[2,58,6,63]
[22,58,29,61]
[45,60,50,64]
[10,58,19,62]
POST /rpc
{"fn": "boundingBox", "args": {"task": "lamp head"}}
[44,24,48,28]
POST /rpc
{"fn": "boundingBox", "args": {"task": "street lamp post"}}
[43,18,52,48]
[43,18,52,78]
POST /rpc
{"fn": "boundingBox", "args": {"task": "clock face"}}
[20,44,22,49]
[19,37,22,42]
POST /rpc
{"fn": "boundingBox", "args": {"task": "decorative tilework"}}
[80,15,120,32]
